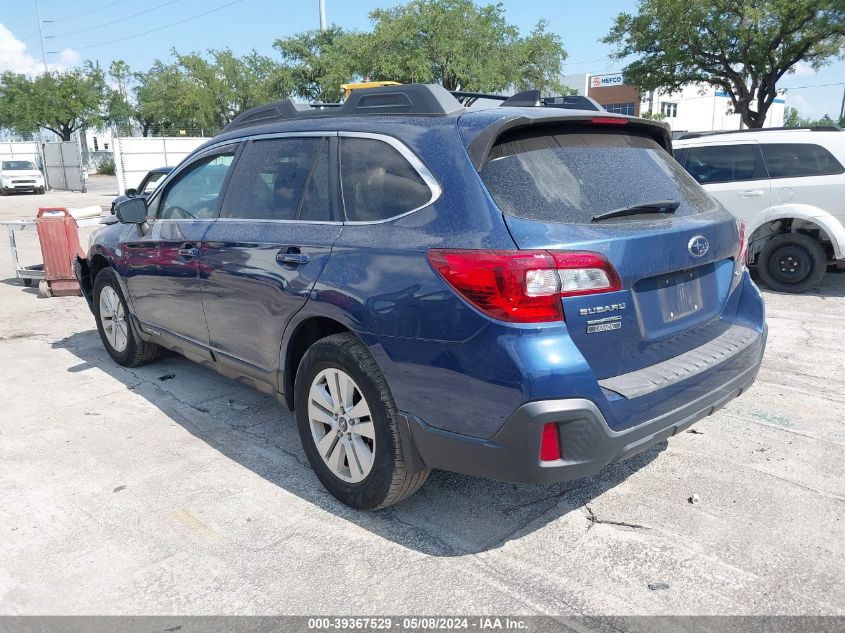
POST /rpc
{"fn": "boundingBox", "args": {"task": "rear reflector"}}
[540,423,561,461]
[591,116,628,125]
[427,249,621,323]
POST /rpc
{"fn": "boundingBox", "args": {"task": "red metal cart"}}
[34,207,86,297]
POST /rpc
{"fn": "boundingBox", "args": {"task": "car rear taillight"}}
[540,423,561,461]
[427,249,621,323]
[737,219,748,264]
[732,219,748,290]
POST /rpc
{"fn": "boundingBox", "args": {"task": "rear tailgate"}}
[478,122,744,379]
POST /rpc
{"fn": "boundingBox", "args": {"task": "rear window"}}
[480,126,717,224]
[760,143,844,179]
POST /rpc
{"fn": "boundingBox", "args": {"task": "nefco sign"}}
[590,73,625,88]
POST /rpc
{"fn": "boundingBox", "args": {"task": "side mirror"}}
[125,187,138,197]
[115,197,148,224]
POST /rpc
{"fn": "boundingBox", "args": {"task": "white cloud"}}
[0,22,79,75]
[787,93,811,112]
[788,62,817,78]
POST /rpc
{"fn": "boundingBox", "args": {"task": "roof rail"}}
[223,83,464,133]
[677,125,842,140]
[451,90,603,112]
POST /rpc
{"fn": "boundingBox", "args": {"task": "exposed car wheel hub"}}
[308,368,375,483]
[769,244,812,285]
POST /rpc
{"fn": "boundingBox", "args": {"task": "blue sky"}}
[2,0,844,120]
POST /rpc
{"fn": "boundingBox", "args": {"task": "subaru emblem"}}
[688,235,709,258]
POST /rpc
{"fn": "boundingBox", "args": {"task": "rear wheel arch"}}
[282,316,353,410]
[748,217,835,265]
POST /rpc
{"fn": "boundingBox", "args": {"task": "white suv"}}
[674,127,845,292]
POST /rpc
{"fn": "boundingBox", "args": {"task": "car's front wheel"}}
[758,233,827,293]
[93,269,162,366]
[294,332,429,510]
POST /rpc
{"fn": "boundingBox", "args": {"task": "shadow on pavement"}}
[53,328,665,556]
[752,267,845,298]
[1,276,39,297]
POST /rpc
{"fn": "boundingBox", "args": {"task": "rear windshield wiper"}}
[591,200,680,223]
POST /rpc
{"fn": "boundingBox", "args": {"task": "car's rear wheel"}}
[758,234,827,293]
[294,332,429,510]
[93,269,162,366]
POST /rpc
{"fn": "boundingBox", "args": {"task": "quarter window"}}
[221,137,333,221]
[157,152,234,220]
[340,137,432,222]
[760,143,844,179]
[679,144,766,184]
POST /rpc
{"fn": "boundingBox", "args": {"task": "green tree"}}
[173,49,285,129]
[274,26,355,102]
[349,0,567,93]
[783,105,802,127]
[784,107,843,128]
[0,63,109,140]
[134,61,210,136]
[603,0,845,128]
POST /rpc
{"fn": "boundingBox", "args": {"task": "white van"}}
[0,160,46,196]
[674,127,845,292]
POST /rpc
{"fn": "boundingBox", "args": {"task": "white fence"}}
[0,142,43,169]
[113,136,206,194]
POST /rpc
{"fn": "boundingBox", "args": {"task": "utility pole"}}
[319,0,327,31]
[36,1,48,73]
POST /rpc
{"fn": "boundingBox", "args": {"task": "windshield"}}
[142,172,167,194]
[479,126,718,224]
[2,161,37,171]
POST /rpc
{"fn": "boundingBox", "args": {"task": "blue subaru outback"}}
[75,84,767,509]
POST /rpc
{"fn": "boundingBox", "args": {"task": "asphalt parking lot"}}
[0,182,843,619]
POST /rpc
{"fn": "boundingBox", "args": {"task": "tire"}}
[294,332,430,510]
[23,278,32,287]
[93,268,162,367]
[757,234,827,293]
[37,187,45,195]
[0,188,7,196]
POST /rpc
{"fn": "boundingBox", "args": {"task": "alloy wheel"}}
[99,286,129,352]
[308,367,376,483]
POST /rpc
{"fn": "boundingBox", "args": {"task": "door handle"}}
[739,190,765,197]
[178,247,199,257]
[276,248,310,266]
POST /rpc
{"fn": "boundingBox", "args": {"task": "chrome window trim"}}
[148,130,441,226]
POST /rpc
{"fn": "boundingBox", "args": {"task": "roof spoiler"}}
[464,114,673,171]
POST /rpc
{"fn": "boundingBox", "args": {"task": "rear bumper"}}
[401,327,765,483]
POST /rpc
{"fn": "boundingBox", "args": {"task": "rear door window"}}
[480,126,717,224]
[221,137,334,221]
[340,137,433,222]
[760,143,845,178]
[679,144,767,184]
